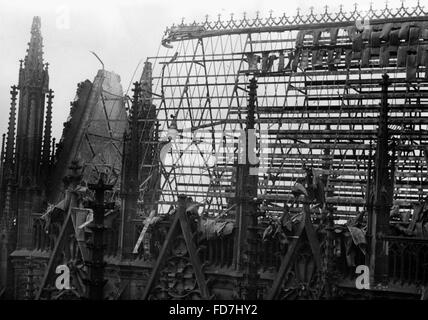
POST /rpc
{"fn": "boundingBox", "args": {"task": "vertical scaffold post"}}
[86,174,114,300]
[234,75,259,299]
[369,73,391,286]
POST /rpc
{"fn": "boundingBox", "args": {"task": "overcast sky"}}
[0,0,406,140]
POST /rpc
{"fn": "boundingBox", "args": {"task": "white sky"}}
[0,0,408,140]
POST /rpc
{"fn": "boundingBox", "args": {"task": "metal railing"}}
[383,235,428,285]
[164,1,428,41]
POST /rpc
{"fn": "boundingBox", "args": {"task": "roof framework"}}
[142,2,428,221]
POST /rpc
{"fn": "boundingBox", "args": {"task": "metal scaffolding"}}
[137,2,428,225]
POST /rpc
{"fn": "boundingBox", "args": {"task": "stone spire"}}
[20,17,47,89]
[14,16,50,250]
[119,82,141,258]
[15,16,49,188]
